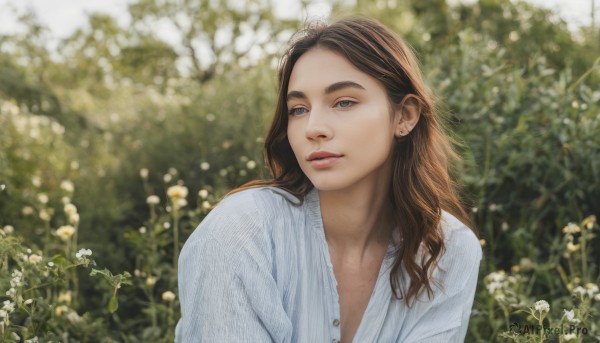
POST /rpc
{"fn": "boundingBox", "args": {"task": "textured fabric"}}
[175,186,482,343]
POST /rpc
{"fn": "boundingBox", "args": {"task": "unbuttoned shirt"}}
[175,186,483,342]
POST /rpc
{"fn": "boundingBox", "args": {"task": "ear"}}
[393,94,422,137]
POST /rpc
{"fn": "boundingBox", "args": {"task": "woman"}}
[176,15,482,343]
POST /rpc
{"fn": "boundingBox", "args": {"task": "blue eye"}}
[335,100,355,108]
[289,107,308,116]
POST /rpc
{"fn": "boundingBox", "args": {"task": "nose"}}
[305,106,332,141]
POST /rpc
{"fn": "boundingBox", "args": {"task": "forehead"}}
[288,48,381,93]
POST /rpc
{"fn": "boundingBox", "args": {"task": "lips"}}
[307,151,343,161]
[306,151,344,170]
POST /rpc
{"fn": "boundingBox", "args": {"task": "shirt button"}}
[332,340,340,343]
[333,319,340,327]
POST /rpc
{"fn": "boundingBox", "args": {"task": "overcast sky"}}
[0,0,594,41]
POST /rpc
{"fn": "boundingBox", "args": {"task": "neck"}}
[318,181,394,262]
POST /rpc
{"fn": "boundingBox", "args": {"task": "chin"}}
[306,174,354,192]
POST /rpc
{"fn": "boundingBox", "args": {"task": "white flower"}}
[198,189,209,199]
[163,174,172,183]
[10,332,19,341]
[563,309,575,321]
[573,286,587,297]
[28,254,42,264]
[0,309,7,318]
[563,333,577,341]
[146,195,160,205]
[3,225,14,234]
[200,162,210,170]
[64,204,77,216]
[534,300,550,313]
[162,291,176,301]
[5,288,16,297]
[60,180,74,193]
[595,293,600,301]
[47,262,54,267]
[61,196,71,205]
[67,310,83,324]
[75,248,92,260]
[202,201,211,210]
[486,281,503,294]
[138,226,147,234]
[246,160,256,170]
[37,193,48,204]
[25,337,39,343]
[21,206,34,216]
[163,222,171,229]
[2,300,15,312]
[31,176,41,187]
[56,225,76,241]
[69,213,80,225]
[24,299,33,305]
[585,283,599,296]
[177,198,188,208]
[167,185,188,200]
[39,209,51,222]
[139,168,149,180]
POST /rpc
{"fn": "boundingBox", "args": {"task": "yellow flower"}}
[56,225,76,241]
[562,223,581,234]
[479,239,486,247]
[58,291,72,305]
[145,276,157,287]
[511,265,520,273]
[55,305,69,316]
[167,185,188,200]
[582,215,596,230]
[566,242,580,252]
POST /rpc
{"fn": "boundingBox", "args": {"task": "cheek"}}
[286,123,302,154]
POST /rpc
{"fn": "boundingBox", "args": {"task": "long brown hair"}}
[222,15,475,306]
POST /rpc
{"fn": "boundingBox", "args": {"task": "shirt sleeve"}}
[175,194,293,343]
[403,224,483,343]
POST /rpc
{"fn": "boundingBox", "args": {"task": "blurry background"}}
[0,0,599,342]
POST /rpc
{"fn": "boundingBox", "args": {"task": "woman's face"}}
[286,48,400,191]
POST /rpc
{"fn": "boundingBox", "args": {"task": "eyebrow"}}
[286,81,366,102]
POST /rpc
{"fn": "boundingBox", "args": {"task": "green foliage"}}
[0,0,599,341]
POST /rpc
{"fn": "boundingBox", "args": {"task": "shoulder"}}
[440,210,482,262]
[431,210,483,294]
[182,186,300,253]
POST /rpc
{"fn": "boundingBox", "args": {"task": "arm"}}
[175,195,292,342]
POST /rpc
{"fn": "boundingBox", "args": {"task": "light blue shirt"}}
[175,186,482,342]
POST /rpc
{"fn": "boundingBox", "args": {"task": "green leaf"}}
[108,293,119,313]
